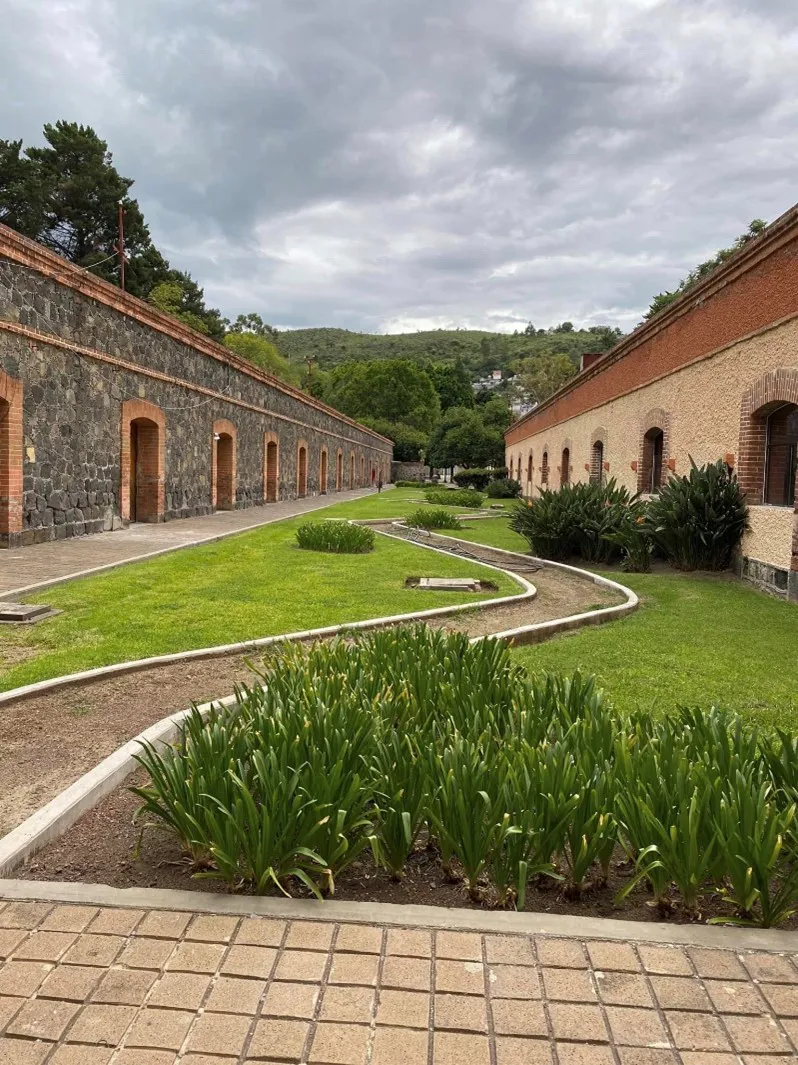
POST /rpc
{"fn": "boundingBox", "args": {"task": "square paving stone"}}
[543,967,595,1002]
[235,918,286,947]
[0,959,51,996]
[549,1002,608,1043]
[335,924,382,955]
[585,942,640,972]
[14,930,77,962]
[687,949,746,981]
[603,1005,667,1048]
[594,971,653,1008]
[115,1051,177,1064]
[62,933,125,967]
[556,1044,615,1065]
[637,946,692,977]
[741,952,797,983]
[615,1051,677,1065]
[704,979,766,1015]
[40,906,99,933]
[0,1037,51,1065]
[48,1047,114,1065]
[436,931,482,961]
[91,967,157,1006]
[124,1006,195,1050]
[435,958,483,995]
[0,928,28,958]
[0,902,52,929]
[40,963,103,1001]
[495,1036,553,1064]
[135,911,192,939]
[721,1013,792,1054]
[263,981,319,1019]
[376,988,430,1029]
[490,963,541,1000]
[382,955,432,991]
[491,999,548,1037]
[435,992,487,1032]
[285,922,335,952]
[272,950,326,983]
[433,1030,491,1064]
[0,997,23,1029]
[7,997,80,1040]
[205,975,266,1014]
[308,1021,370,1064]
[485,936,536,966]
[87,909,144,936]
[168,941,227,974]
[66,1003,137,1045]
[117,937,175,970]
[649,975,711,1012]
[185,915,240,943]
[328,952,379,987]
[185,1010,251,1056]
[535,939,586,970]
[248,1017,309,1060]
[148,971,211,1010]
[372,1025,428,1065]
[663,1010,731,1052]
[759,982,798,1017]
[385,928,432,958]
[320,984,374,1023]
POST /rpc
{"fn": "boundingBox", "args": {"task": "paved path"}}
[0,898,795,1063]
[0,489,379,599]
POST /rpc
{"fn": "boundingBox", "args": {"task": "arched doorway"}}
[360,455,365,486]
[561,447,570,487]
[349,452,355,489]
[590,440,605,485]
[320,449,328,494]
[297,441,308,498]
[264,433,279,503]
[370,463,376,485]
[526,453,533,490]
[212,419,236,510]
[642,428,664,493]
[0,370,23,546]
[336,450,343,491]
[121,399,165,524]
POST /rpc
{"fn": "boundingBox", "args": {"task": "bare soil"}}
[0,540,620,838]
[23,769,793,930]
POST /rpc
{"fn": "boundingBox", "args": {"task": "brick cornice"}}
[0,224,392,448]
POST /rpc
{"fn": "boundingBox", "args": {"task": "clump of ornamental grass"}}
[423,487,484,508]
[405,507,462,530]
[294,520,375,554]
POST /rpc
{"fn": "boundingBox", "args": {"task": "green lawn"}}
[0,516,521,691]
[316,485,514,521]
[436,511,798,730]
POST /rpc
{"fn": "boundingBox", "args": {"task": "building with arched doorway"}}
[506,203,798,601]
[0,225,392,547]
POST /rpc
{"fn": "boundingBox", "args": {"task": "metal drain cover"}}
[418,577,481,592]
[0,602,55,623]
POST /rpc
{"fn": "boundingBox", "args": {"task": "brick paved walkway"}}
[0,489,379,599]
[0,900,795,1064]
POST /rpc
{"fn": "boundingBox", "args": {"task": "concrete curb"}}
[0,531,534,707]
[1,878,796,952]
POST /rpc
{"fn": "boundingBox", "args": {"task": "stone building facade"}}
[505,203,798,601]
[0,225,392,547]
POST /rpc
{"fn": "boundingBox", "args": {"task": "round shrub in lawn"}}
[295,520,375,554]
[423,487,484,508]
[405,507,462,530]
[394,479,423,487]
[485,477,522,498]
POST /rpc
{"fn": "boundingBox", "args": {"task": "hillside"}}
[274,325,623,377]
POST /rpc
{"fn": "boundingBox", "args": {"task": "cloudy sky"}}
[2,0,797,334]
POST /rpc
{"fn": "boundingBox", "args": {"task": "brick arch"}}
[559,438,572,485]
[120,399,166,523]
[263,431,279,503]
[540,443,550,486]
[738,369,798,503]
[0,368,23,545]
[589,427,608,483]
[297,438,309,498]
[637,408,671,493]
[212,419,237,510]
[525,449,534,489]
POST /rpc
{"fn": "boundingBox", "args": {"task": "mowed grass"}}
[315,485,502,521]
[436,510,798,730]
[0,516,520,691]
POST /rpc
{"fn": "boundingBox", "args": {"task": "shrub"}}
[395,479,423,487]
[485,477,522,498]
[132,626,798,924]
[508,480,635,562]
[645,458,749,570]
[405,507,462,530]
[423,487,484,508]
[454,468,492,491]
[295,521,375,554]
[603,503,653,572]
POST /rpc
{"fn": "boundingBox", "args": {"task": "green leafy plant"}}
[508,480,634,562]
[405,507,462,530]
[644,458,749,570]
[424,487,484,508]
[603,503,653,572]
[295,521,375,554]
[453,468,493,491]
[395,479,424,487]
[485,477,522,498]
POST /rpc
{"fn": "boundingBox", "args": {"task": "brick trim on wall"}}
[120,399,166,523]
[212,419,237,511]
[637,408,671,493]
[0,367,23,543]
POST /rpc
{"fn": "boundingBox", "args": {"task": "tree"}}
[324,359,440,432]
[426,357,474,411]
[227,313,279,338]
[427,407,504,469]
[644,219,768,320]
[512,352,576,405]
[0,139,47,236]
[147,272,226,341]
[359,418,428,461]
[480,394,513,431]
[223,331,299,385]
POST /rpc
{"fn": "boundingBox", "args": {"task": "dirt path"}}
[0,535,622,836]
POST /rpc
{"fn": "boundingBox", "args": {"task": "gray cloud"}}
[2,0,797,333]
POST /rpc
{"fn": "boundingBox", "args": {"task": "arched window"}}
[541,451,549,486]
[349,451,356,489]
[336,450,343,491]
[642,428,665,493]
[320,448,328,495]
[765,404,798,506]
[526,453,534,487]
[561,447,570,487]
[590,440,605,486]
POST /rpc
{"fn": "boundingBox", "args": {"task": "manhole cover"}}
[0,602,58,624]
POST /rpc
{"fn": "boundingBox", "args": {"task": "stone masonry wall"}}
[0,235,391,546]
